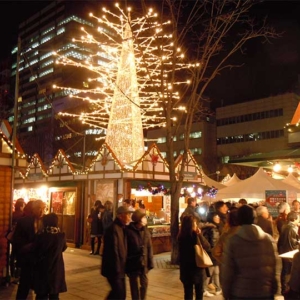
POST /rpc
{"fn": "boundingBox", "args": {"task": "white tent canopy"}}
[222,173,241,186]
[282,173,300,189]
[214,168,300,202]
[202,173,226,190]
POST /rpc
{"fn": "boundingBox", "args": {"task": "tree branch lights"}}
[54,4,198,165]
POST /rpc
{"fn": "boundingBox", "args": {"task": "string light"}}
[54,4,200,165]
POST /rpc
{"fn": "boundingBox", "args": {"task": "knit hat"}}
[116,206,131,215]
[132,209,146,223]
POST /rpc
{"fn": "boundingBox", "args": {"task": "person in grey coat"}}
[221,205,278,299]
[255,205,274,237]
[101,206,132,300]
[125,209,154,300]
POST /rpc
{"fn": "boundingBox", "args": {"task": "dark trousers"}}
[36,293,59,300]
[284,289,300,300]
[281,259,292,294]
[16,265,33,300]
[106,277,126,300]
[128,272,148,300]
[183,282,203,300]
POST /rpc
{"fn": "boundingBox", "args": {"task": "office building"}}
[9,0,105,168]
[216,93,300,176]
[146,117,218,177]
[0,58,12,121]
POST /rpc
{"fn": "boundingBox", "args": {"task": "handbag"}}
[194,236,213,268]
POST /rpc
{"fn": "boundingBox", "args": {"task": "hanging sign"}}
[265,190,286,218]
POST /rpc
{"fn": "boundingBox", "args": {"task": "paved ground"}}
[0,248,284,300]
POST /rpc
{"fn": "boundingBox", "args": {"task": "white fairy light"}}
[54,4,199,165]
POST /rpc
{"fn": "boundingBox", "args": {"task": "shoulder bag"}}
[194,236,213,268]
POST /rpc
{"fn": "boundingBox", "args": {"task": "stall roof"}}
[228,148,300,171]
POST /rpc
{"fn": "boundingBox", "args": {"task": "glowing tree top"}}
[54,3,194,165]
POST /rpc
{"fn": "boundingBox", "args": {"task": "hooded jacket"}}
[221,224,278,299]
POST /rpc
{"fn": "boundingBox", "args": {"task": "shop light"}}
[273,162,281,172]
[187,187,193,193]
[288,165,293,173]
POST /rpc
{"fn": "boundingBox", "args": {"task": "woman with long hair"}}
[178,214,211,300]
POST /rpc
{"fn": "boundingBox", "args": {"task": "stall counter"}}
[148,224,171,254]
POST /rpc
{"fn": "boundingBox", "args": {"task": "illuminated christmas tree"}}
[104,19,144,164]
[54,4,192,165]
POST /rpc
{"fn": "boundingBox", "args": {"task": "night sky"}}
[1,0,300,107]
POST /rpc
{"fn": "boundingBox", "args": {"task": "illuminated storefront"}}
[13,143,206,252]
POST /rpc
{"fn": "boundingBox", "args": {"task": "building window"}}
[189,148,202,155]
[189,131,202,139]
[217,129,284,145]
[157,137,166,144]
[217,108,283,126]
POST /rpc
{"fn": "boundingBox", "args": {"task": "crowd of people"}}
[8,199,67,300]
[101,204,154,300]
[87,196,154,300]
[178,197,300,300]
[6,195,300,300]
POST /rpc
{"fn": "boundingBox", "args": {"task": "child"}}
[33,213,67,299]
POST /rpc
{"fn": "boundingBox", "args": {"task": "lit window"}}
[39,68,54,78]
[189,131,202,139]
[189,148,202,155]
[157,137,166,143]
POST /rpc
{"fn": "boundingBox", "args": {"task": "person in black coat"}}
[13,200,46,300]
[88,200,103,255]
[101,206,132,300]
[102,200,114,234]
[126,209,154,300]
[32,213,67,299]
[277,211,300,295]
[8,198,25,282]
[178,214,211,300]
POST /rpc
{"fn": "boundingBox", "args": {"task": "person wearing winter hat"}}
[126,209,154,300]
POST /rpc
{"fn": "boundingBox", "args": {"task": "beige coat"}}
[221,224,278,299]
